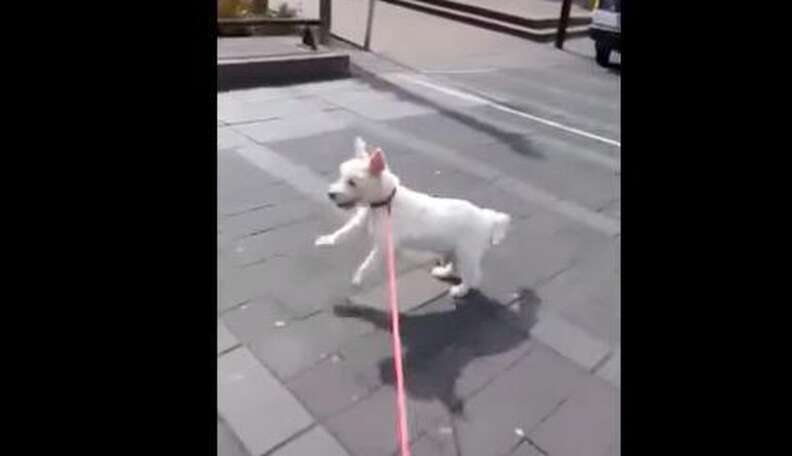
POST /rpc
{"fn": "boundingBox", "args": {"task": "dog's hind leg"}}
[431,252,457,279]
[431,262,455,279]
[449,250,482,298]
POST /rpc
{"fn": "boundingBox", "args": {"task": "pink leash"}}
[381,206,412,456]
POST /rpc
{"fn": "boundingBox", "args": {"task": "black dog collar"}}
[370,187,397,210]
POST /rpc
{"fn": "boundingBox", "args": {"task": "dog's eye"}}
[347,179,356,187]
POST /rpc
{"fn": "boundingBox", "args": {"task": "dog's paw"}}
[449,284,470,298]
[314,234,336,247]
[431,264,454,278]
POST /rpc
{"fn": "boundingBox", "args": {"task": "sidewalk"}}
[331,0,592,50]
[218,46,619,456]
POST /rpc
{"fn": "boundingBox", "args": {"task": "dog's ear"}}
[354,137,369,159]
[369,148,386,176]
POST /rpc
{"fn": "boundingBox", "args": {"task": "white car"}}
[590,0,621,67]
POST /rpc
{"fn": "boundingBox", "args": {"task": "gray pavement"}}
[217,15,619,456]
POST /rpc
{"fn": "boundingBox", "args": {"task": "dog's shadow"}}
[333,288,540,416]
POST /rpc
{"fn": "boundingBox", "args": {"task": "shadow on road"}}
[333,288,541,416]
[351,64,546,160]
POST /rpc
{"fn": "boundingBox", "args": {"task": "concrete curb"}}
[218,53,351,91]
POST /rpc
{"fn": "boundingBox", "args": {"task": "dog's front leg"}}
[352,245,382,287]
[315,208,368,247]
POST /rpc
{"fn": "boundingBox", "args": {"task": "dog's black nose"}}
[327,192,337,201]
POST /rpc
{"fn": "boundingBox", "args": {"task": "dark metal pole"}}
[319,0,332,45]
[364,0,377,50]
[555,0,572,49]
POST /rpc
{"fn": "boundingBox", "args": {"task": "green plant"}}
[219,0,257,18]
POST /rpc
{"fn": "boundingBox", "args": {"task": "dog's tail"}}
[485,209,511,246]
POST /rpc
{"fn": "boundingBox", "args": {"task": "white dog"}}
[315,137,511,298]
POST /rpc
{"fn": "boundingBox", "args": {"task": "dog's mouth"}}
[335,200,357,210]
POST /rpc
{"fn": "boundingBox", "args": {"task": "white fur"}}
[316,137,511,298]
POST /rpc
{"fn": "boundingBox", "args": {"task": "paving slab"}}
[219,148,290,213]
[224,84,302,103]
[454,344,587,456]
[410,430,459,456]
[219,239,368,315]
[530,309,611,371]
[231,110,357,144]
[287,330,392,419]
[218,96,337,126]
[222,297,298,341]
[530,375,620,456]
[325,384,450,456]
[349,268,449,312]
[537,236,620,345]
[218,347,314,456]
[269,425,350,456]
[220,206,318,250]
[218,416,252,456]
[243,309,376,380]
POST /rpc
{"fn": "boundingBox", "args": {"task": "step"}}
[218,52,350,90]
[408,0,592,30]
[381,0,591,43]
[218,37,350,90]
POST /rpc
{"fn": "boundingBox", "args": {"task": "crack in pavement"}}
[590,349,615,375]
[235,253,290,269]
[218,343,243,358]
[219,299,251,317]
[222,202,277,218]
[231,214,319,241]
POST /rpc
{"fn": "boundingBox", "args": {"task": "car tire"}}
[595,41,611,67]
